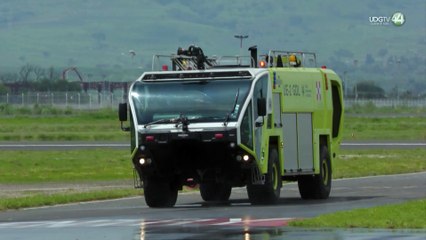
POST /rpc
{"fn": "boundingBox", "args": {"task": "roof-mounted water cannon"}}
[176,45,210,70]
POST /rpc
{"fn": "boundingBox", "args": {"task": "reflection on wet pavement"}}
[136,218,426,240]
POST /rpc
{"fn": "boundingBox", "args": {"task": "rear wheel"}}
[298,145,331,199]
[143,178,178,208]
[200,182,232,202]
[247,148,282,204]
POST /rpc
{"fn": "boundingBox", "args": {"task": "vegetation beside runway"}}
[344,116,426,141]
[0,149,132,183]
[289,199,426,229]
[0,189,140,211]
[1,105,425,141]
[0,148,425,210]
[0,106,127,142]
[334,148,426,178]
[1,148,425,184]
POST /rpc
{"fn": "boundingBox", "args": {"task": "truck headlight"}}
[138,157,152,165]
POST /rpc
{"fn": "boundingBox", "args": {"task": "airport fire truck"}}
[119,45,344,208]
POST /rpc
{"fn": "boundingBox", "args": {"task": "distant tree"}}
[19,64,34,81]
[0,72,18,82]
[33,66,45,81]
[47,66,60,80]
[31,79,81,92]
[0,83,8,94]
[355,81,385,98]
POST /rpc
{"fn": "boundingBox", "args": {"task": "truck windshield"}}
[131,79,251,124]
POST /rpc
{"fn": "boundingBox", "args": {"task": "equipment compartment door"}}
[297,113,313,170]
[282,113,314,173]
[282,113,298,172]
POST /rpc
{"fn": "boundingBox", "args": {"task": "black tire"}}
[247,148,282,205]
[143,178,178,208]
[200,182,232,202]
[298,145,332,199]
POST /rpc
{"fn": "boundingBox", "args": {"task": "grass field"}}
[0,149,132,183]
[0,148,425,211]
[289,199,426,229]
[0,189,140,211]
[1,106,425,141]
[0,107,128,141]
[343,116,426,141]
[1,148,425,184]
[334,148,426,178]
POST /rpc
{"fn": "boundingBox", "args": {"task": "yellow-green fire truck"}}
[119,45,344,208]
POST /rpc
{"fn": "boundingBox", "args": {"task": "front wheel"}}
[298,145,332,199]
[200,182,232,202]
[143,178,178,208]
[247,148,282,204]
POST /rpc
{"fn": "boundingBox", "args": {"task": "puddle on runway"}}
[137,222,426,240]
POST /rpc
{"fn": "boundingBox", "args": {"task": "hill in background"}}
[0,0,425,94]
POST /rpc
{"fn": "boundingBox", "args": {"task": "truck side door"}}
[253,75,268,162]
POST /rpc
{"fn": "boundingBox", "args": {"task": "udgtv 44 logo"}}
[369,12,405,26]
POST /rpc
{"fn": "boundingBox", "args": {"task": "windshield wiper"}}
[144,114,190,131]
[223,88,239,126]
[144,118,177,128]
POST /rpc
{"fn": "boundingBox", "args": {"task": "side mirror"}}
[257,98,267,117]
[118,103,128,122]
[118,103,130,132]
[255,116,264,127]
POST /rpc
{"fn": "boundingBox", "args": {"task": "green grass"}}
[291,149,426,229]
[0,149,132,183]
[0,107,128,142]
[1,147,424,184]
[343,116,426,141]
[345,103,426,115]
[289,199,426,229]
[1,105,425,142]
[0,189,140,211]
[334,148,426,179]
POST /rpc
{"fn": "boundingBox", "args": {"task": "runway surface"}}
[1,172,425,240]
